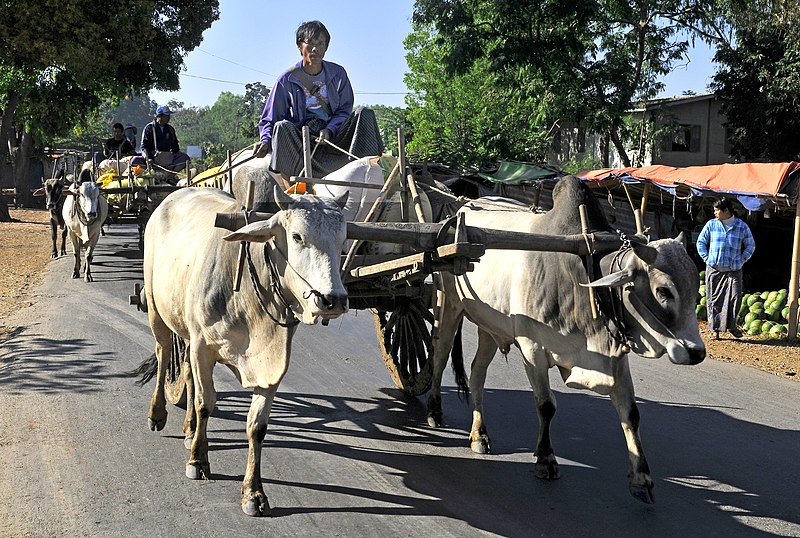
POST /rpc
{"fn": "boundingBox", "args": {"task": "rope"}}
[244,242,300,328]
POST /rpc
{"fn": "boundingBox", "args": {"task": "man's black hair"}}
[714,197,736,216]
[112,122,124,131]
[296,20,330,48]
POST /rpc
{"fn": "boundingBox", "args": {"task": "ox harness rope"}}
[244,241,301,328]
[597,230,634,353]
[240,207,337,328]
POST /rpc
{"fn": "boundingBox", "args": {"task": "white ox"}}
[427,176,705,504]
[61,170,108,282]
[140,186,348,516]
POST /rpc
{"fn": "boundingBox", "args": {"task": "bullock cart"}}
[96,155,191,249]
[132,129,625,403]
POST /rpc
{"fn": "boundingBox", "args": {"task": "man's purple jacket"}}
[258,60,354,148]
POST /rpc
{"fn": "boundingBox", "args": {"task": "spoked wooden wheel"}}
[374,294,435,396]
[165,332,188,406]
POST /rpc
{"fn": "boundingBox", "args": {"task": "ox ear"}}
[223,218,280,243]
[274,185,294,210]
[333,190,349,210]
[631,240,658,265]
[32,187,45,197]
[580,268,636,288]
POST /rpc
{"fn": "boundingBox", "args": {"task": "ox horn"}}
[675,232,688,250]
[631,240,658,265]
[274,185,294,210]
[580,268,636,288]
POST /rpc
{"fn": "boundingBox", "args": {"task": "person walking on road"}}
[696,197,756,339]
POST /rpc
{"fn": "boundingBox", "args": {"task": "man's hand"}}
[253,142,269,158]
[316,129,332,143]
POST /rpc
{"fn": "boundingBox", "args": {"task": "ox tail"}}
[126,354,158,386]
[450,318,470,402]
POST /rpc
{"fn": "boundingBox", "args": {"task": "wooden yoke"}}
[233,180,256,292]
[579,204,599,320]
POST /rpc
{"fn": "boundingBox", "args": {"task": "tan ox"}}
[140,186,348,516]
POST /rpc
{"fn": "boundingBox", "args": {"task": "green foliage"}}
[403,25,552,169]
[369,104,407,156]
[711,3,800,161]
[410,0,729,169]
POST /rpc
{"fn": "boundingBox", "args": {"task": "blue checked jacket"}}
[696,217,755,271]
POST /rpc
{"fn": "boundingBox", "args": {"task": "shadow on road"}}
[0,327,110,394]
[146,384,800,536]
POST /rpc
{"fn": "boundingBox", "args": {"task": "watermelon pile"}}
[696,270,792,338]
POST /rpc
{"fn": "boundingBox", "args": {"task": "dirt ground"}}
[1,208,798,381]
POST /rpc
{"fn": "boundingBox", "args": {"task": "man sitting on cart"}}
[253,20,383,185]
[137,105,190,174]
[103,122,137,159]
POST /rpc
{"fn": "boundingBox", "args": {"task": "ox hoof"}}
[84,275,93,283]
[534,460,560,481]
[426,413,443,428]
[185,461,211,480]
[470,438,491,455]
[629,483,655,504]
[183,435,194,450]
[72,272,80,279]
[148,416,167,431]
[51,252,58,259]
[242,491,271,517]
[60,250,67,256]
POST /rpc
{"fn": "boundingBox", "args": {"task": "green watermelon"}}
[749,302,765,316]
[769,325,784,338]
[747,326,761,336]
[782,306,790,321]
[747,295,759,307]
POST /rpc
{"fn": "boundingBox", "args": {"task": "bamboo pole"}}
[788,201,800,338]
[233,180,256,292]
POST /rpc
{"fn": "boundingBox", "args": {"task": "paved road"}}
[1,224,798,537]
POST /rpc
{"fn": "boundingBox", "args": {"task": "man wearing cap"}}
[140,105,190,172]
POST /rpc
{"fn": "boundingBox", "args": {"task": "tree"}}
[369,104,408,156]
[711,2,800,161]
[403,24,554,169]
[0,0,219,218]
[411,0,729,168]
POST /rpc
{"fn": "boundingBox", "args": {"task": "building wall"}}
[652,97,733,167]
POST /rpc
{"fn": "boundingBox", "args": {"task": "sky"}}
[150,0,719,110]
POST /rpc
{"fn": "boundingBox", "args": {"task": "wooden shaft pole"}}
[579,205,599,320]
[226,150,233,194]
[233,180,256,292]
[788,201,800,338]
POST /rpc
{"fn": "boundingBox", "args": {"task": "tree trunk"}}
[600,133,610,167]
[0,197,10,222]
[0,92,19,187]
[609,129,632,168]
[11,128,34,208]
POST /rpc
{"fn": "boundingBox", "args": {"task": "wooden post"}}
[115,149,121,177]
[640,181,651,221]
[226,150,233,195]
[340,160,403,277]
[397,127,409,222]
[406,173,427,223]
[233,180,256,292]
[579,205,598,320]
[788,201,800,338]
[302,125,313,180]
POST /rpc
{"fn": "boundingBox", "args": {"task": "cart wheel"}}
[374,296,434,396]
[165,332,188,406]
